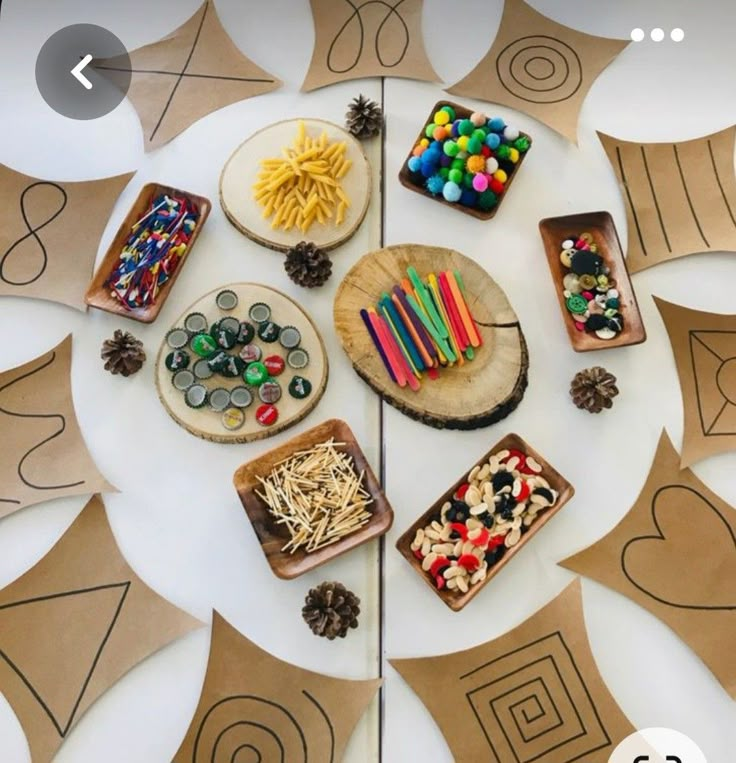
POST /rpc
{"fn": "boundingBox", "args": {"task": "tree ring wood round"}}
[156,283,328,443]
[333,245,529,430]
[219,118,372,253]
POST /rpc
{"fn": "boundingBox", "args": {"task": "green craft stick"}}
[407,267,447,338]
[405,291,456,362]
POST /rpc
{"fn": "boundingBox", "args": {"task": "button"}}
[563,273,581,294]
[578,274,597,290]
[570,250,603,276]
[560,248,574,267]
[565,294,588,314]
[35,24,131,120]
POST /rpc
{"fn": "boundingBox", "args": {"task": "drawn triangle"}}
[692,330,736,364]
[690,332,728,432]
[0,582,130,737]
[711,403,736,435]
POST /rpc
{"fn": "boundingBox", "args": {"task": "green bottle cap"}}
[191,333,218,357]
[245,361,269,386]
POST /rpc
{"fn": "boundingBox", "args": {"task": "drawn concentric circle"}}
[496,35,582,104]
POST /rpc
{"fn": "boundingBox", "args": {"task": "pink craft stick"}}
[368,309,407,387]
[373,310,421,392]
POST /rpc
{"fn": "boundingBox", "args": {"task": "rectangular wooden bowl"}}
[538,211,647,352]
[396,433,574,612]
[398,100,532,220]
[233,419,394,580]
[85,183,211,323]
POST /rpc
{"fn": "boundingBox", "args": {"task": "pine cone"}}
[345,94,383,139]
[101,330,146,377]
[302,581,360,640]
[570,366,619,413]
[284,241,332,288]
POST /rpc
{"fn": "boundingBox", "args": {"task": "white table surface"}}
[0,1,734,761]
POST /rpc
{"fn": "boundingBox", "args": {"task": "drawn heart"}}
[622,485,736,610]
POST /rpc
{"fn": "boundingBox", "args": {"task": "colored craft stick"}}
[368,308,407,387]
[381,295,425,373]
[360,309,397,384]
[428,277,464,366]
[447,270,482,347]
[392,293,434,368]
[380,300,422,381]
[438,272,470,350]
[404,290,455,364]
[429,273,466,353]
[408,266,447,338]
[393,286,437,363]
[373,309,420,392]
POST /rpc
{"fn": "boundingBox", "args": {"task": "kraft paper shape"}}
[0,335,115,519]
[599,127,736,274]
[447,0,628,143]
[0,495,201,763]
[0,164,133,311]
[655,296,736,466]
[173,612,381,762]
[561,431,736,698]
[391,581,633,763]
[301,0,440,92]
[97,1,281,151]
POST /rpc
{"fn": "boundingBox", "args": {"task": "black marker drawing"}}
[0,582,130,737]
[327,0,409,74]
[0,350,85,505]
[621,484,736,610]
[461,632,611,762]
[0,182,67,286]
[495,35,582,104]
[689,330,736,437]
[192,691,335,763]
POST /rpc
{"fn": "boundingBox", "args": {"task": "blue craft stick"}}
[378,300,421,377]
[381,294,425,371]
[360,309,397,383]
[404,291,456,363]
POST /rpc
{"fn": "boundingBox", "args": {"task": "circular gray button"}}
[35,24,131,120]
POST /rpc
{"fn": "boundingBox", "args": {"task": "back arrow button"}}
[71,54,94,90]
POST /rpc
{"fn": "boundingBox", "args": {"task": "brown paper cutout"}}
[0,335,115,519]
[301,0,439,92]
[654,296,736,466]
[0,165,133,311]
[173,612,381,762]
[447,0,628,143]
[561,431,736,698]
[97,1,281,151]
[0,495,201,762]
[391,581,633,763]
[599,128,736,273]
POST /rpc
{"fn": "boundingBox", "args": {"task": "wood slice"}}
[333,245,529,429]
[219,118,371,253]
[156,283,328,444]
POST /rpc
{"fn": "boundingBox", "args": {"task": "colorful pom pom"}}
[472,173,489,192]
[412,145,425,157]
[467,136,482,155]
[493,169,508,184]
[496,144,511,160]
[470,112,487,127]
[466,155,485,174]
[478,189,498,210]
[442,181,462,202]
[433,126,447,141]
[440,154,452,167]
[503,126,520,141]
[451,158,465,171]
[443,140,459,157]
[425,123,436,138]
[420,138,429,148]
[485,133,501,150]
[460,188,478,207]
[508,147,520,163]
[489,177,505,193]
[426,174,445,195]
[514,136,531,152]
[439,167,450,179]
[434,110,450,126]
[488,116,505,132]
[407,156,421,172]
[458,119,474,136]
[485,157,499,174]
[448,168,463,184]
[441,105,456,121]
[457,135,469,152]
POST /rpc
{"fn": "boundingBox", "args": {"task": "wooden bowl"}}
[396,433,575,611]
[85,183,211,323]
[233,419,394,579]
[538,211,647,352]
[398,100,532,220]
[334,244,528,430]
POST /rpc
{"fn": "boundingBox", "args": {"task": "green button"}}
[566,294,588,314]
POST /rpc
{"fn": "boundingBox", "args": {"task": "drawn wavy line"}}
[0,350,85,502]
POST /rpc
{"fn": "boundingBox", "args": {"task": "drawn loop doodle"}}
[327,0,410,74]
[0,182,67,286]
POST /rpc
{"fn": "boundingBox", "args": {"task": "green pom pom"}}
[467,137,482,154]
[514,136,531,152]
[472,129,487,142]
[451,158,465,171]
[425,123,437,138]
[478,190,498,210]
[448,168,463,184]
[463,173,475,189]
[439,167,450,179]
[458,119,474,136]
[443,140,459,157]
[496,144,511,160]
[440,105,456,121]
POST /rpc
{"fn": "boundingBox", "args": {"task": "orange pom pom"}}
[466,155,485,174]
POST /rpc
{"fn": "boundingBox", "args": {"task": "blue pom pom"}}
[426,174,445,195]
[450,121,461,138]
[460,188,478,207]
[421,162,437,178]
[440,154,452,167]
[430,140,444,151]
[488,116,505,132]
[407,156,422,172]
[442,181,462,203]
[485,133,501,150]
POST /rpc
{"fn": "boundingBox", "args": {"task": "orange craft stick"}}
[446,270,482,347]
[367,308,407,388]
[391,293,434,368]
[371,308,421,392]
[428,274,464,366]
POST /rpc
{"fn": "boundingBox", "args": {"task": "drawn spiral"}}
[495,35,582,104]
[192,694,334,763]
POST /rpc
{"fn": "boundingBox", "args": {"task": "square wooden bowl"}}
[398,100,532,220]
[396,433,574,611]
[85,183,211,323]
[538,211,646,352]
[233,419,394,580]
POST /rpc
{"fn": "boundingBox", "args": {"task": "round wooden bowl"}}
[334,245,529,429]
[219,118,372,253]
[156,283,328,444]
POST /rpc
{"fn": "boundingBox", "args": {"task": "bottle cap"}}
[216,289,238,311]
[208,387,232,412]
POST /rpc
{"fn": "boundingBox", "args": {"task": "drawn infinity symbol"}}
[327,0,409,74]
[0,181,68,286]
